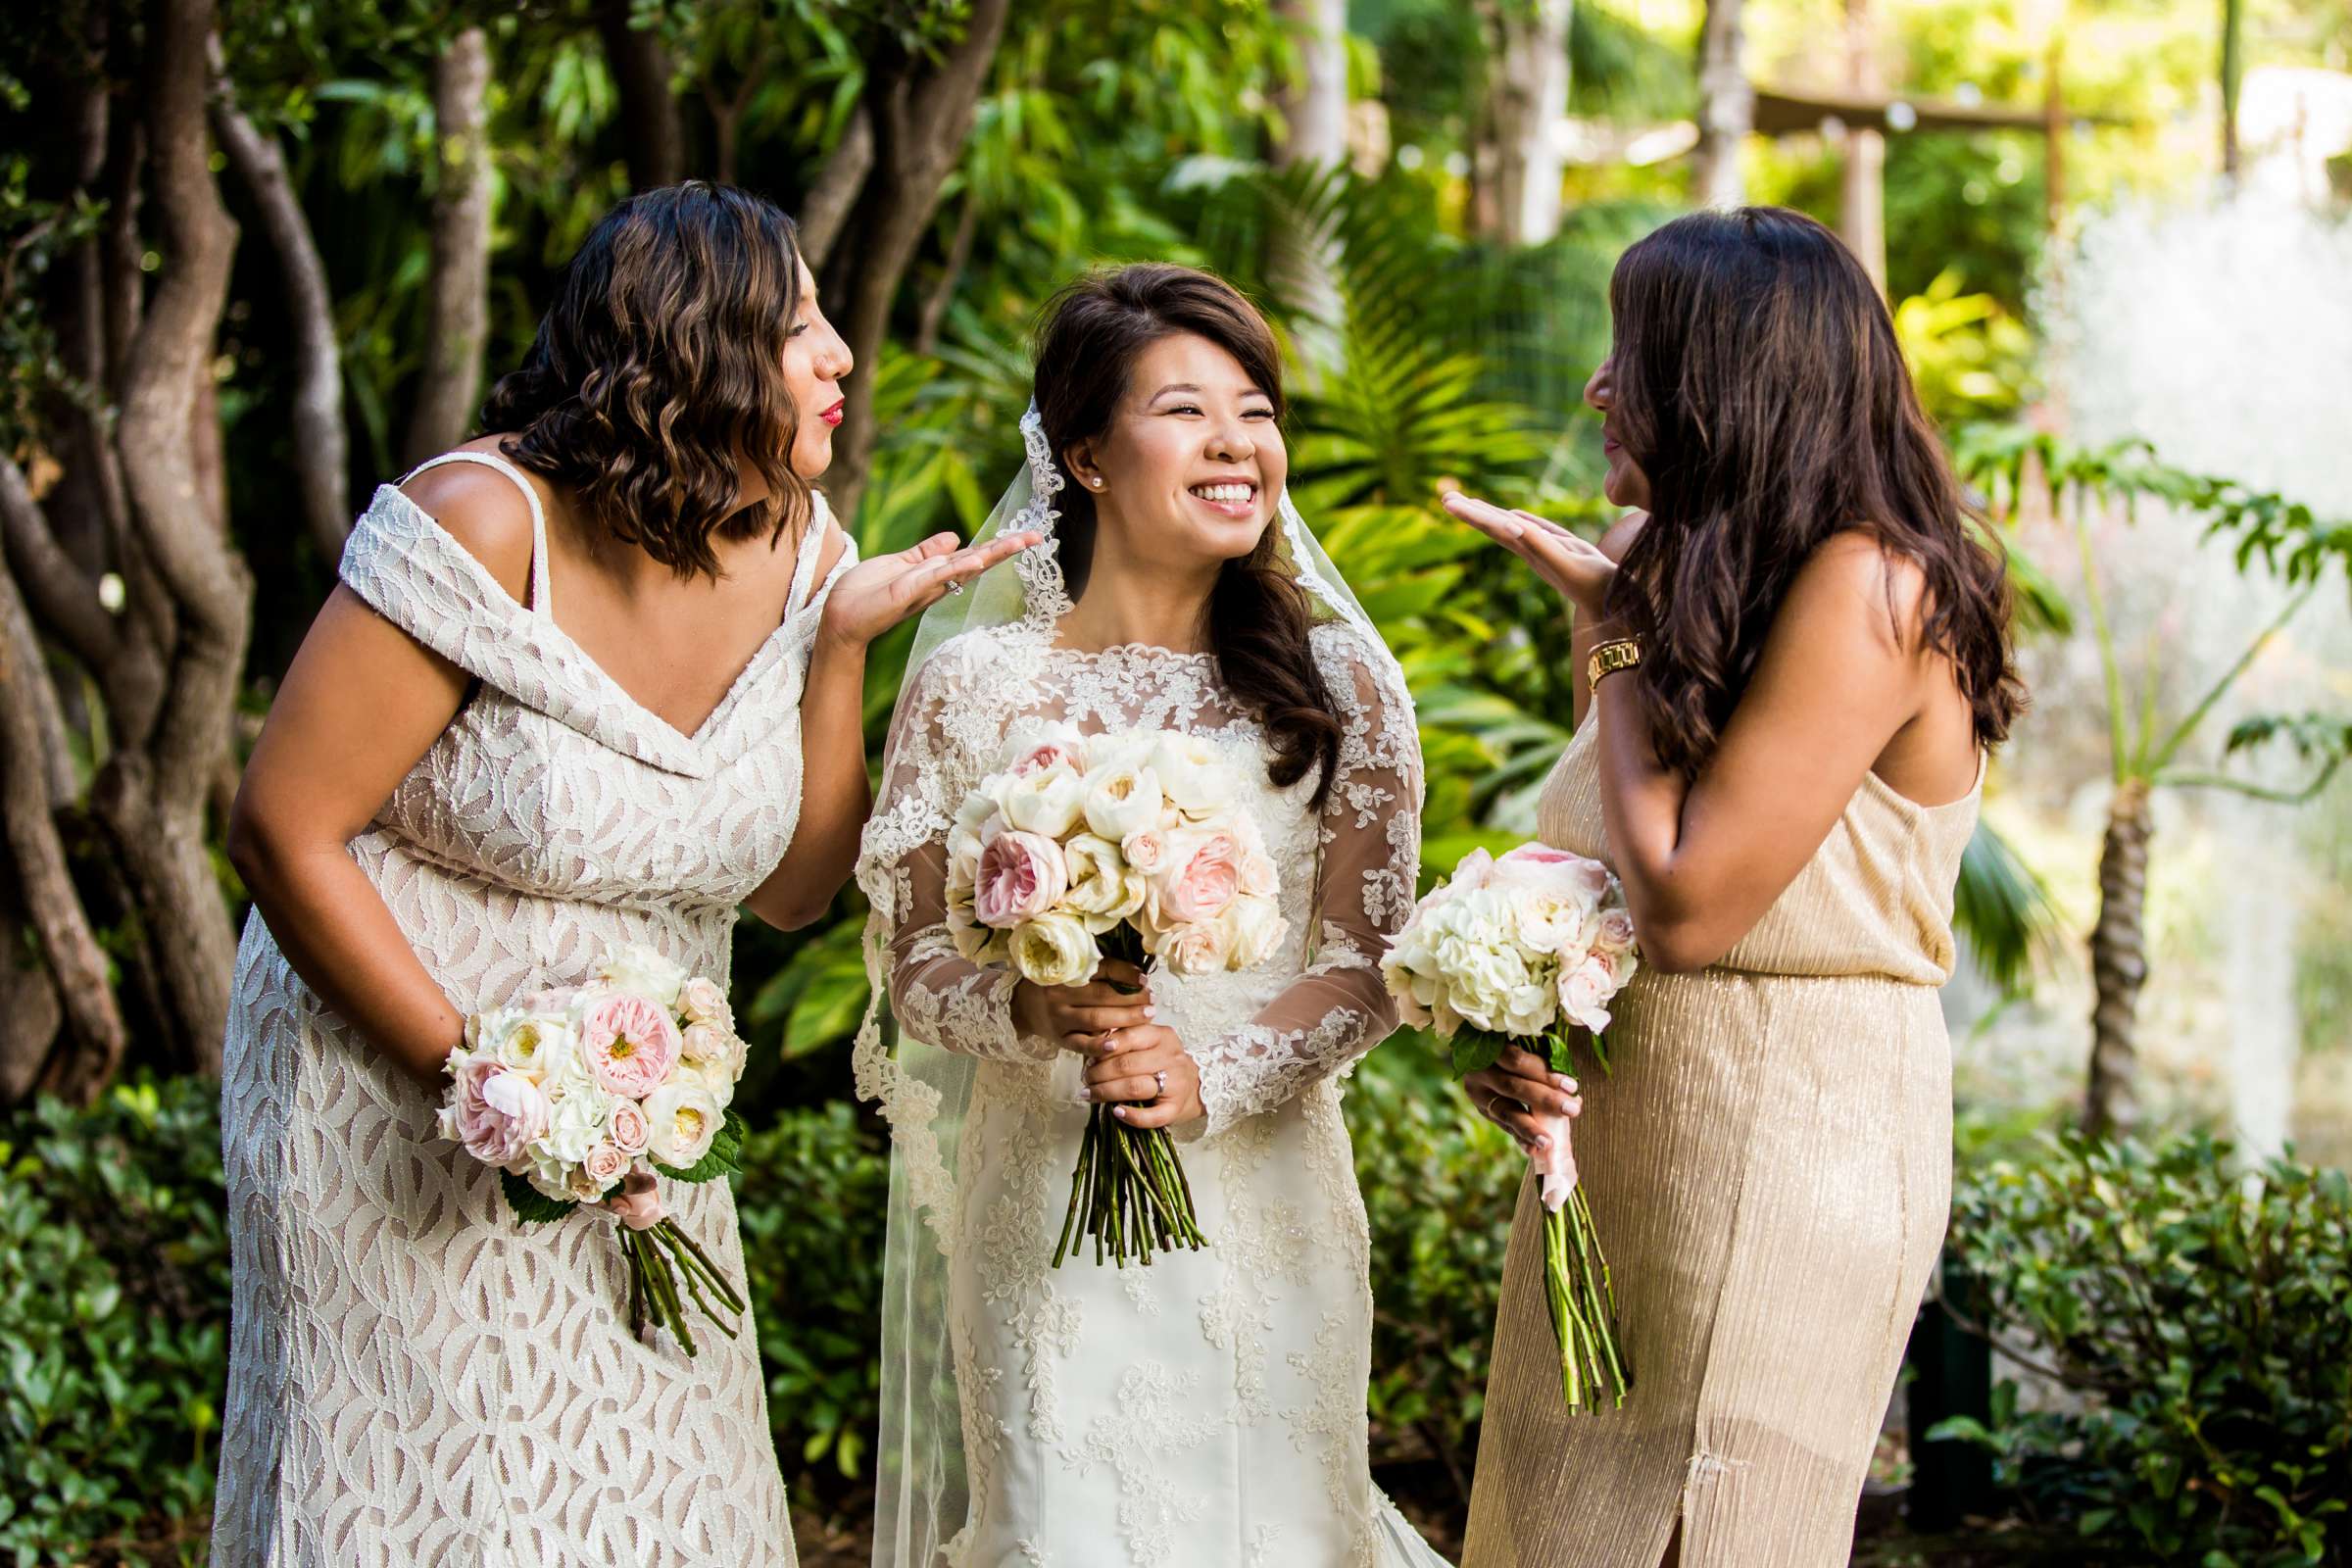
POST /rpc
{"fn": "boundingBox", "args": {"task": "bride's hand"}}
[1443,491,1617,621]
[817,528,1044,650]
[1011,961,1154,1054]
[1083,1024,1205,1129]
[1463,1046,1584,1152]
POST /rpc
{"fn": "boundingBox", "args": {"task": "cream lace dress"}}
[855,619,1449,1568]
[213,451,850,1566]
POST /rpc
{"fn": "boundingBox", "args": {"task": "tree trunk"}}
[2220,0,2243,179]
[105,0,248,1075]
[1838,0,1886,292]
[1269,0,1348,373]
[818,0,1013,528]
[1484,0,1572,246]
[910,192,979,358]
[1692,0,1752,208]
[2083,776,2151,1138]
[600,0,686,191]
[0,558,125,1102]
[212,41,350,559]
[402,26,494,468]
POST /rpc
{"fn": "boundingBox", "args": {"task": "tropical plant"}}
[1955,424,2352,1136]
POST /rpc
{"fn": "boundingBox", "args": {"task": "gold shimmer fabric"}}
[1462,714,1983,1568]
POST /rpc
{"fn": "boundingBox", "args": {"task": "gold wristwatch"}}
[1587,636,1642,689]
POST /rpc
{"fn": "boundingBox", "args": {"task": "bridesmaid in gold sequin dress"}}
[1442,209,2024,1568]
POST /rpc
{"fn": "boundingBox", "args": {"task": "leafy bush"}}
[1348,1044,1522,1503]
[733,1101,891,1497]
[1936,1134,2352,1565]
[0,1079,229,1566]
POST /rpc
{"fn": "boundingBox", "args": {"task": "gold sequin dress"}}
[1462,710,1983,1568]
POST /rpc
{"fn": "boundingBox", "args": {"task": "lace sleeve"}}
[863,648,1056,1064]
[1186,636,1423,1140]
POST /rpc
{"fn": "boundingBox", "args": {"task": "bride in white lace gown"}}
[213,184,1030,1566]
[853,265,1450,1568]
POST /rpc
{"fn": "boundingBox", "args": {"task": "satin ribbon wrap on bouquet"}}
[436,945,751,1354]
[1381,843,1640,1412]
[946,724,1288,1267]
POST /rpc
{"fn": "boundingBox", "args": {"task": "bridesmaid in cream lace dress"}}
[1445,209,2024,1568]
[213,183,1032,1566]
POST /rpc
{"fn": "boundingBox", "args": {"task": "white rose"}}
[541,1078,614,1165]
[680,1020,730,1065]
[1063,834,1147,932]
[644,1081,724,1168]
[1083,731,1151,773]
[678,1054,739,1111]
[1559,958,1618,1034]
[948,784,1009,871]
[470,1009,572,1081]
[999,762,1088,839]
[1009,913,1101,988]
[1081,763,1165,841]
[1122,821,1177,877]
[678,976,730,1027]
[598,946,687,1008]
[1217,897,1288,970]
[565,1163,609,1202]
[1148,913,1235,976]
[1148,734,1238,819]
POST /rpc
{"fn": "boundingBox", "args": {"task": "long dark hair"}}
[1603,207,2023,779]
[480,181,811,578]
[1032,264,1344,807]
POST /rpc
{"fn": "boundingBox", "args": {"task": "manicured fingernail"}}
[1554,1075,1578,1093]
[1146,1005,1157,1018]
[1536,1136,1550,1149]
[1112,1105,1129,1120]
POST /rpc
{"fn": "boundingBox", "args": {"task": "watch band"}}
[1587,636,1642,690]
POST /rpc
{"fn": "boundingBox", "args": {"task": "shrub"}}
[1936,1133,2352,1565]
[733,1101,891,1498]
[1348,1044,1522,1505]
[0,1079,229,1566]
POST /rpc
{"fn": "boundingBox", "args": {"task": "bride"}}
[851,263,1448,1568]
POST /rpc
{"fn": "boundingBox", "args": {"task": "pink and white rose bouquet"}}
[943,725,1288,1266]
[437,944,749,1353]
[1382,842,1641,1412]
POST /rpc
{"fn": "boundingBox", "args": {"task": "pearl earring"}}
[1088,476,1104,489]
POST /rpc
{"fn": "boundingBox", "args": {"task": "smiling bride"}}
[852,264,1451,1568]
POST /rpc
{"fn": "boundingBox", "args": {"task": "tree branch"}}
[210,39,350,559]
[797,101,871,274]
[401,25,494,468]
[0,456,112,672]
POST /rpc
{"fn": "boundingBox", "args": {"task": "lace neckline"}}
[1046,639,1217,666]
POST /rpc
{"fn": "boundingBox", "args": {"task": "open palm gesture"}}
[1443,492,1618,620]
[819,528,1043,649]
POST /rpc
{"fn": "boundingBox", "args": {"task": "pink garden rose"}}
[1152,829,1243,925]
[1558,957,1619,1034]
[1493,843,1614,906]
[576,994,683,1101]
[1009,727,1087,778]
[451,1060,549,1168]
[1121,823,1173,876]
[582,1141,630,1193]
[607,1097,652,1157]
[973,829,1068,929]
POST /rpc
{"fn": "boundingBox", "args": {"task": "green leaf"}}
[654,1108,748,1185]
[499,1168,578,1225]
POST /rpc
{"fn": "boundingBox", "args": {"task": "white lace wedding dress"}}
[856,617,1448,1568]
[214,451,848,1566]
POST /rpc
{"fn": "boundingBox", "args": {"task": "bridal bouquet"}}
[946,725,1286,1268]
[1382,843,1640,1412]
[437,945,749,1353]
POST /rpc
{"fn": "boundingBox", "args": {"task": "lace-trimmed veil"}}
[848,405,1404,1568]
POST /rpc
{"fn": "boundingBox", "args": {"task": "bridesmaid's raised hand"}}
[1443,491,1618,621]
[818,527,1043,649]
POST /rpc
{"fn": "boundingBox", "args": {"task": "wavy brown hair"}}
[479,181,811,578]
[1033,264,1344,807]
[1602,207,2024,779]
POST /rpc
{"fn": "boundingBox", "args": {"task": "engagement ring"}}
[1154,1069,1167,1098]
[946,579,965,596]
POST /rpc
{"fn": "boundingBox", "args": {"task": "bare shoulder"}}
[1787,528,1930,655]
[394,440,541,604]
[1596,511,1647,563]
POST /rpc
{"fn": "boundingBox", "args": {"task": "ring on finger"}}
[1153,1068,1167,1100]
[945,579,965,597]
